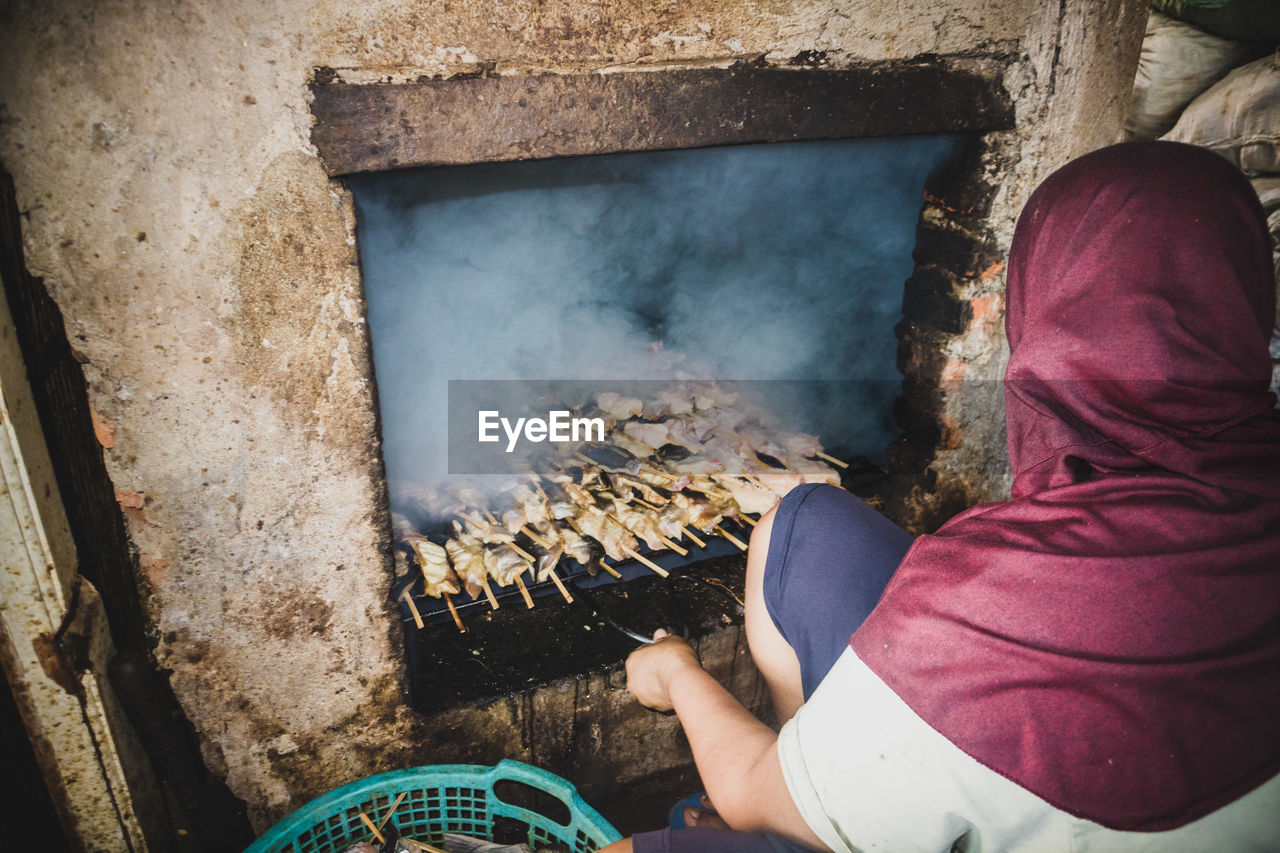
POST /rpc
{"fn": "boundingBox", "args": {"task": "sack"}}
[1153,0,1280,43]
[1124,11,1256,140]
[1163,55,1280,176]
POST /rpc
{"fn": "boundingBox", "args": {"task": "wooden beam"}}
[310,61,1013,176]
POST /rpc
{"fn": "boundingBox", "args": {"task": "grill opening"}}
[347,134,968,711]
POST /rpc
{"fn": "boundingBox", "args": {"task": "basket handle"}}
[488,759,581,828]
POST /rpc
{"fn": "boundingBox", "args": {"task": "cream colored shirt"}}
[776,648,1280,852]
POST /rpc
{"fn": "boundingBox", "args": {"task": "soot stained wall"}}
[0,0,1145,831]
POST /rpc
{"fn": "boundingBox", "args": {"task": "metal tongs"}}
[567,579,689,645]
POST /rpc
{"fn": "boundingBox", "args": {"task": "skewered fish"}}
[405,537,461,597]
[595,392,644,420]
[671,491,725,533]
[446,521,492,601]
[483,544,530,587]
[578,442,645,475]
[649,388,694,416]
[693,384,738,411]
[535,545,564,582]
[507,483,551,526]
[571,505,637,562]
[609,430,660,460]
[392,512,462,597]
[559,525,604,574]
[621,419,669,450]
[609,472,669,506]
[607,499,667,552]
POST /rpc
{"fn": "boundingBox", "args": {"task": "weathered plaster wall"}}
[0,0,1143,831]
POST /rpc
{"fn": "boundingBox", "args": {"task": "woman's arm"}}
[624,632,831,850]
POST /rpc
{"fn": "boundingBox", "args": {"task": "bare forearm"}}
[667,665,781,833]
[623,633,829,849]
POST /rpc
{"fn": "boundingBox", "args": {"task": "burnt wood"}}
[310,61,1013,176]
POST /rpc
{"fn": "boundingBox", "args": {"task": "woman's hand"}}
[624,629,703,711]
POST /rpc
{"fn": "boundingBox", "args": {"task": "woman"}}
[602,140,1280,853]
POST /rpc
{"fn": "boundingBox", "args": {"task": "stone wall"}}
[0,0,1144,832]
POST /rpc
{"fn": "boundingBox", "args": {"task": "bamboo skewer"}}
[625,546,669,577]
[513,574,535,609]
[598,559,622,579]
[520,525,551,548]
[400,588,425,629]
[506,541,537,563]
[815,450,849,468]
[536,546,574,603]
[378,792,408,831]
[736,513,758,528]
[657,534,689,557]
[443,592,466,633]
[359,812,385,844]
[400,840,449,853]
[402,842,449,853]
[546,568,574,603]
[680,525,707,548]
[715,524,748,551]
[480,576,500,609]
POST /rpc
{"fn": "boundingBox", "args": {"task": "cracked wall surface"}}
[0,0,1143,831]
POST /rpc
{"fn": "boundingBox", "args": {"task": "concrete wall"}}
[0,0,1145,831]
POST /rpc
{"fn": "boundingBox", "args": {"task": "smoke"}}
[348,135,964,498]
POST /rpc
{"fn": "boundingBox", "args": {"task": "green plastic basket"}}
[245,759,622,853]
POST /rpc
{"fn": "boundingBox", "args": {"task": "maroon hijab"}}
[852,141,1280,830]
